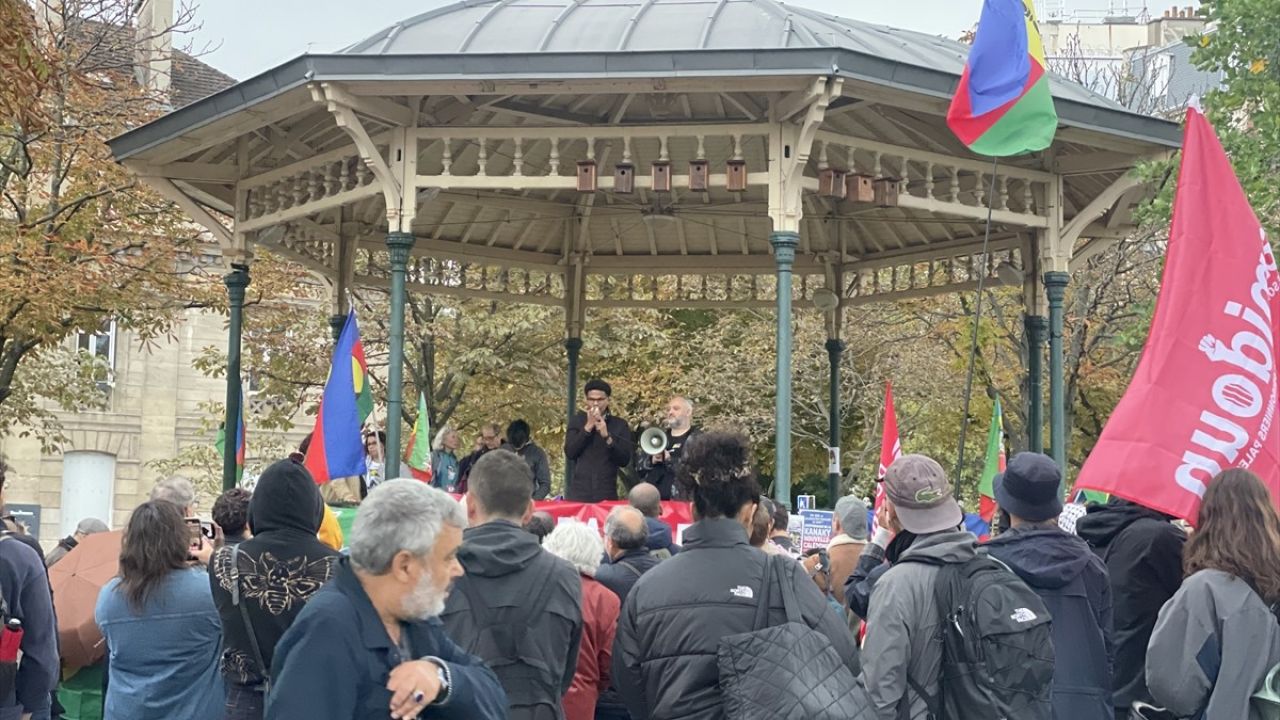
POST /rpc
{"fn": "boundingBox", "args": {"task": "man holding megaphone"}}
[636,396,699,500]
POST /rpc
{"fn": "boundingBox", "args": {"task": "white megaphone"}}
[640,426,668,456]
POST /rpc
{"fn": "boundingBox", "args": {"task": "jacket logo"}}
[730,585,754,599]
[1010,608,1037,623]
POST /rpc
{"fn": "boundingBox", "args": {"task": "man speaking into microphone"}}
[565,379,634,501]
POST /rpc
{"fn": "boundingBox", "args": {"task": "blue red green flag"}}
[304,311,368,484]
[947,0,1058,156]
[215,389,246,483]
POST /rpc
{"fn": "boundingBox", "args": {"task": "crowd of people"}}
[0,376,1278,720]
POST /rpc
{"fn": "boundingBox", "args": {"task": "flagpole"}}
[954,155,1001,494]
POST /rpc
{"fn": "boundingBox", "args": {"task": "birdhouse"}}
[614,163,635,194]
[726,159,748,192]
[651,161,672,193]
[576,161,597,192]
[689,159,709,191]
[845,174,875,204]
[874,178,899,208]
[819,168,847,198]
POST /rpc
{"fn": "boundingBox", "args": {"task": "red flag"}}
[875,382,903,523]
[1076,109,1280,523]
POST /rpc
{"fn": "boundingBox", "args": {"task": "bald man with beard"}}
[635,396,698,500]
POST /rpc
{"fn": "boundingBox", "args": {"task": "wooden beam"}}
[128,161,237,184]
[1060,172,1142,249]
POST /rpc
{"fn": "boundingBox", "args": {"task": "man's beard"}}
[401,569,448,620]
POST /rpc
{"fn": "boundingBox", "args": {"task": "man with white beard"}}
[442,450,585,720]
[266,480,508,720]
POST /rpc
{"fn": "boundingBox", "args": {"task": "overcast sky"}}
[185,0,1178,80]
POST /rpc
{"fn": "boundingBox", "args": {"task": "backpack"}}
[897,553,1054,720]
[454,551,564,711]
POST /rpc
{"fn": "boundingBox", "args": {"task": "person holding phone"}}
[96,501,224,720]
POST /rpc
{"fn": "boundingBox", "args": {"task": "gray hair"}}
[350,479,467,575]
[605,506,648,551]
[431,425,456,453]
[150,476,196,511]
[543,520,603,577]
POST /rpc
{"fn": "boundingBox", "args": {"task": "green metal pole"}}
[564,337,583,491]
[1025,314,1046,453]
[771,231,799,509]
[222,264,249,491]
[385,232,416,470]
[825,338,843,508]
[1045,271,1069,476]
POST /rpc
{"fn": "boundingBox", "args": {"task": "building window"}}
[75,319,116,389]
[60,451,116,538]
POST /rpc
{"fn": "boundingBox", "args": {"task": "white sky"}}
[185,0,1192,81]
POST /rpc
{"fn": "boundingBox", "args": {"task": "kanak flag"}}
[874,382,903,523]
[1076,109,1280,523]
[304,311,368,485]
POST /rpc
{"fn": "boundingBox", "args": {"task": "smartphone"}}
[184,517,202,549]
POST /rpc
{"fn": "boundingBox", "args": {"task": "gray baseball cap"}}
[882,454,963,534]
[834,495,869,540]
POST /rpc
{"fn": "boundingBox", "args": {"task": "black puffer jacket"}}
[612,517,860,720]
[1074,498,1186,712]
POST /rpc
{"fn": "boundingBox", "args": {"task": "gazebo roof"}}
[345,0,1123,110]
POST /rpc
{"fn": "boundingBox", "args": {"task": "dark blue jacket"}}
[266,557,507,720]
[644,517,680,556]
[985,526,1114,720]
[595,549,660,603]
[0,534,57,715]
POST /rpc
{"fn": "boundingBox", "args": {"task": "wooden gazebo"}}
[109,0,1181,501]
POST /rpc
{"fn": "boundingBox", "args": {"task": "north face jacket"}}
[1147,569,1280,720]
[985,525,1114,720]
[859,530,978,720]
[1075,498,1186,710]
[612,517,860,720]
[442,520,583,720]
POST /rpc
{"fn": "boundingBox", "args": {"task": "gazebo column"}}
[771,230,800,507]
[222,262,250,491]
[385,231,416,469]
[825,337,844,504]
[563,257,587,489]
[1022,234,1046,453]
[1045,270,1069,473]
[766,75,840,508]
[330,218,355,343]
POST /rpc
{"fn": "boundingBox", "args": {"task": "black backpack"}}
[897,553,1055,720]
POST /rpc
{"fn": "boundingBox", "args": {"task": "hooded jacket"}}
[985,525,1114,720]
[210,460,340,687]
[441,520,583,720]
[612,517,860,720]
[644,516,680,556]
[1147,569,1280,720]
[860,530,978,720]
[1075,499,1186,710]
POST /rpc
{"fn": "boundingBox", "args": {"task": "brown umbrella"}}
[48,530,122,671]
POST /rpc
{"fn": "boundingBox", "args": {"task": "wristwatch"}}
[425,656,452,705]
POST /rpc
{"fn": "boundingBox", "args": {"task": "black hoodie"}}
[210,460,340,688]
[441,520,583,720]
[985,525,1114,720]
[1074,498,1186,711]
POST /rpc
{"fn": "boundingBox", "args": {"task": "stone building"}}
[0,1,303,543]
